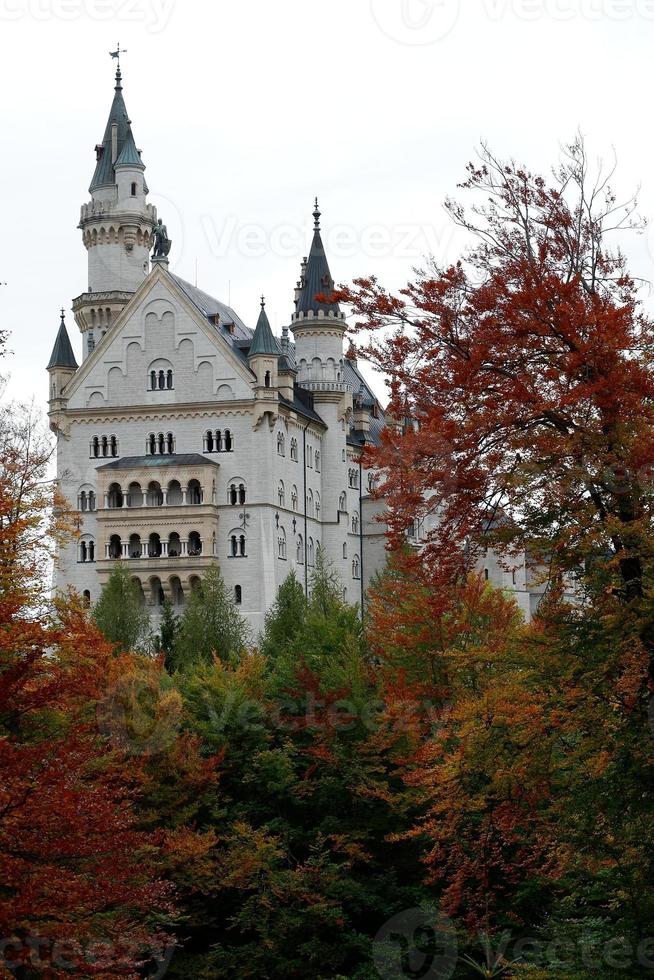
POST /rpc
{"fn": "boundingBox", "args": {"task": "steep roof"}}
[90,68,146,192]
[47,312,78,371]
[295,201,341,316]
[249,300,281,357]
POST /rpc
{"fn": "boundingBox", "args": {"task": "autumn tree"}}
[342,138,654,697]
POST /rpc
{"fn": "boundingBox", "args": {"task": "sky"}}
[3,0,654,412]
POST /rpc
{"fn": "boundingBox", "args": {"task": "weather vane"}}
[109,43,127,68]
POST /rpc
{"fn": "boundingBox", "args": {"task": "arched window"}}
[89,540,95,562]
[110,436,118,457]
[307,489,314,517]
[150,370,157,390]
[229,532,247,557]
[79,490,88,512]
[90,437,100,458]
[79,540,87,563]
[315,493,321,519]
[128,534,142,559]
[352,554,361,580]
[108,535,122,560]
[131,181,137,196]
[166,432,175,454]
[352,512,359,535]
[158,433,165,455]
[239,484,246,505]
[234,585,242,605]
[307,446,313,469]
[308,537,314,566]
[215,430,222,452]
[278,481,285,507]
[343,542,348,559]
[277,432,285,456]
[147,481,163,507]
[296,534,304,564]
[348,468,359,489]
[290,438,298,461]
[166,369,174,390]
[147,433,156,455]
[83,590,91,608]
[315,451,321,472]
[188,532,202,557]
[107,483,123,509]
[148,533,162,558]
[339,492,347,512]
[368,472,377,492]
[188,480,202,505]
[205,430,214,453]
[168,532,182,557]
[239,534,246,556]
[278,527,287,559]
[101,436,109,457]
[158,370,165,390]
[291,485,298,511]
[224,430,233,452]
[167,480,182,506]
[264,371,271,388]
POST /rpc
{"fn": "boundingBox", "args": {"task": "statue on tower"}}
[151,218,172,259]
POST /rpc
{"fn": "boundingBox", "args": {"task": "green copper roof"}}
[115,127,144,168]
[296,201,341,316]
[90,68,146,192]
[47,313,78,371]
[249,299,281,357]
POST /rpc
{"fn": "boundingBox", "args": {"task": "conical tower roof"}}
[47,311,78,371]
[249,298,281,357]
[90,67,146,192]
[295,200,340,316]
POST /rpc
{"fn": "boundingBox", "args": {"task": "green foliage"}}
[259,569,307,660]
[156,597,180,671]
[92,561,150,653]
[171,566,250,670]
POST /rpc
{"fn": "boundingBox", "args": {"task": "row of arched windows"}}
[348,468,360,489]
[106,479,203,509]
[204,430,233,453]
[277,481,320,517]
[147,432,175,456]
[107,531,206,560]
[149,369,174,390]
[90,435,118,459]
[79,538,96,563]
[78,489,97,512]
[306,446,321,471]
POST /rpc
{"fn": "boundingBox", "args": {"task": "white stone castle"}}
[48,65,540,634]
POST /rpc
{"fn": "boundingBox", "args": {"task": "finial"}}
[260,294,266,310]
[110,43,126,87]
[60,307,65,323]
[313,197,321,231]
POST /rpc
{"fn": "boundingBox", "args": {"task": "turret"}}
[290,200,348,390]
[47,310,78,431]
[73,64,156,360]
[249,297,281,402]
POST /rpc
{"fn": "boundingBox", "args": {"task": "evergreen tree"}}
[93,561,150,653]
[157,597,180,672]
[259,570,307,660]
[172,566,250,670]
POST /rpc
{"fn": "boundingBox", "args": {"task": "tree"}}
[93,561,150,654]
[259,569,307,661]
[172,566,250,670]
[157,597,180,672]
[0,395,174,978]
[341,138,654,693]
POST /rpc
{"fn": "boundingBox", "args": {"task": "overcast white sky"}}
[3,0,654,411]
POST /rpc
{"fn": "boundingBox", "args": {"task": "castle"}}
[48,65,538,635]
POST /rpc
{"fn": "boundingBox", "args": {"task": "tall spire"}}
[89,63,146,193]
[47,310,78,371]
[295,199,340,316]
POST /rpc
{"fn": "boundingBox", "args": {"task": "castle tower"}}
[73,64,157,360]
[291,200,348,388]
[47,310,78,431]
